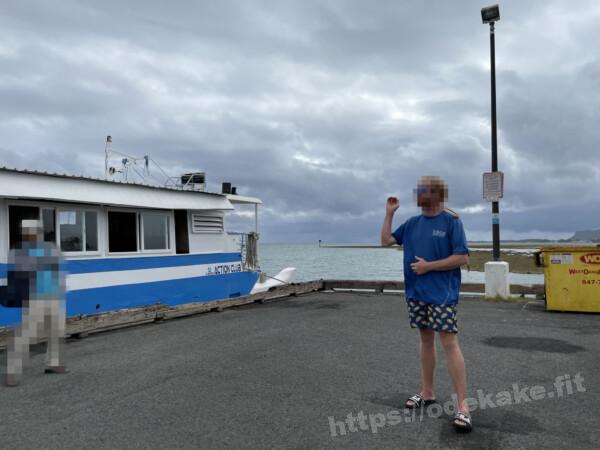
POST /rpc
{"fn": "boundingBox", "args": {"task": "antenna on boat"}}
[102,135,204,190]
[104,135,113,179]
[104,136,148,182]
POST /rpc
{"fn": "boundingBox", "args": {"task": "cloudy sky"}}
[1,0,599,243]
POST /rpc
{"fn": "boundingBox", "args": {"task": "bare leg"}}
[407,328,436,405]
[419,328,436,399]
[439,332,469,423]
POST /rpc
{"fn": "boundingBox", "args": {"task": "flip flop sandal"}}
[453,412,473,433]
[404,393,436,409]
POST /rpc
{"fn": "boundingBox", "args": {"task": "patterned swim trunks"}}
[406,298,458,333]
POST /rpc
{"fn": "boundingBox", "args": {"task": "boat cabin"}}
[0,167,261,327]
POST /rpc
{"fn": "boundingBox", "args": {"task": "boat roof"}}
[0,166,261,210]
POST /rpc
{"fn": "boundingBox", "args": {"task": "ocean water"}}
[258,243,544,285]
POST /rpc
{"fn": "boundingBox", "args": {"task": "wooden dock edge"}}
[0,279,544,349]
[0,280,324,349]
[321,280,545,297]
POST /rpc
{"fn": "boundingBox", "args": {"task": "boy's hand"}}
[410,256,430,275]
[386,196,400,215]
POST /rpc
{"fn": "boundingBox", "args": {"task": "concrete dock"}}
[1,291,598,449]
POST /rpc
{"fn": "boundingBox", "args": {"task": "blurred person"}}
[4,220,67,387]
[381,176,472,432]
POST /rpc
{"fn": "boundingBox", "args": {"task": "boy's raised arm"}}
[381,196,399,246]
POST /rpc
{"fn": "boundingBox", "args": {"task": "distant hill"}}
[569,229,600,242]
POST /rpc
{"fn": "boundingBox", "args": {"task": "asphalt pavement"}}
[1,291,598,449]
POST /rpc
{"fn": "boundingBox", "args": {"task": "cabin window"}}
[142,213,170,250]
[58,211,83,251]
[191,212,224,233]
[8,205,39,249]
[85,211,98,251]
[174,210,189,254]
[10,205,97,252]
[57,209,98,253]
[41,209,56,243]
[108,211,138,253]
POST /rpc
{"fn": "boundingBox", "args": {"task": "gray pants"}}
[7,299,65,375]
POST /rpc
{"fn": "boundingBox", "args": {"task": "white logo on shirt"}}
[433,229,446,237]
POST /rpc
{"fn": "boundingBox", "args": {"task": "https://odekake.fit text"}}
[328,373,586,437]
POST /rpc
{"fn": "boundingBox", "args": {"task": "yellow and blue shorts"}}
[406,298,458,333]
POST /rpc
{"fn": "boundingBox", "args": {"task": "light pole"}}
[482,4,501,261]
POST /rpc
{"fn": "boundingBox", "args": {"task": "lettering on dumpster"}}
[580,253,600,265]
[567,267,600,285]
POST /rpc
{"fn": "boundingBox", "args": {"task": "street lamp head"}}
[481,4,500,24]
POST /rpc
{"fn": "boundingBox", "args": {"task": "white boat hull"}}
[250,267,296,294]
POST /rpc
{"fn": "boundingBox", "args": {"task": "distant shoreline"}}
[260,242,599,248]
[316,241,598,249]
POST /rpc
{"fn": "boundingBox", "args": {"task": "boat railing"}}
[227,231,259,270]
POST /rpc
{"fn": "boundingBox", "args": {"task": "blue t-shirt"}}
[392,210,469,305]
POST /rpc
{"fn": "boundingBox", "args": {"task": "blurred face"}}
[414,177,446,208]
[21,227,41,243]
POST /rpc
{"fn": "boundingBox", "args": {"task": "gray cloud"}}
[1,0,599,243]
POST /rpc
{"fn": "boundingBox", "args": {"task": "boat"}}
[0,145,291,328]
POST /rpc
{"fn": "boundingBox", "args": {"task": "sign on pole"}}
[483,171,504,202]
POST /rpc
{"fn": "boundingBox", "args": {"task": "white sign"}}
[483,172,504,202]
[550,254,573,265]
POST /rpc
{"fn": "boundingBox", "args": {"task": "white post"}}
[485,261,510,299]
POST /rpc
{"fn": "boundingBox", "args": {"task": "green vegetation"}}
[466,250,543,274]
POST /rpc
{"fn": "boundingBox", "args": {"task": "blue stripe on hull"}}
[0,271,259,328]
[65,253,242,274]
[0,253,242,276]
